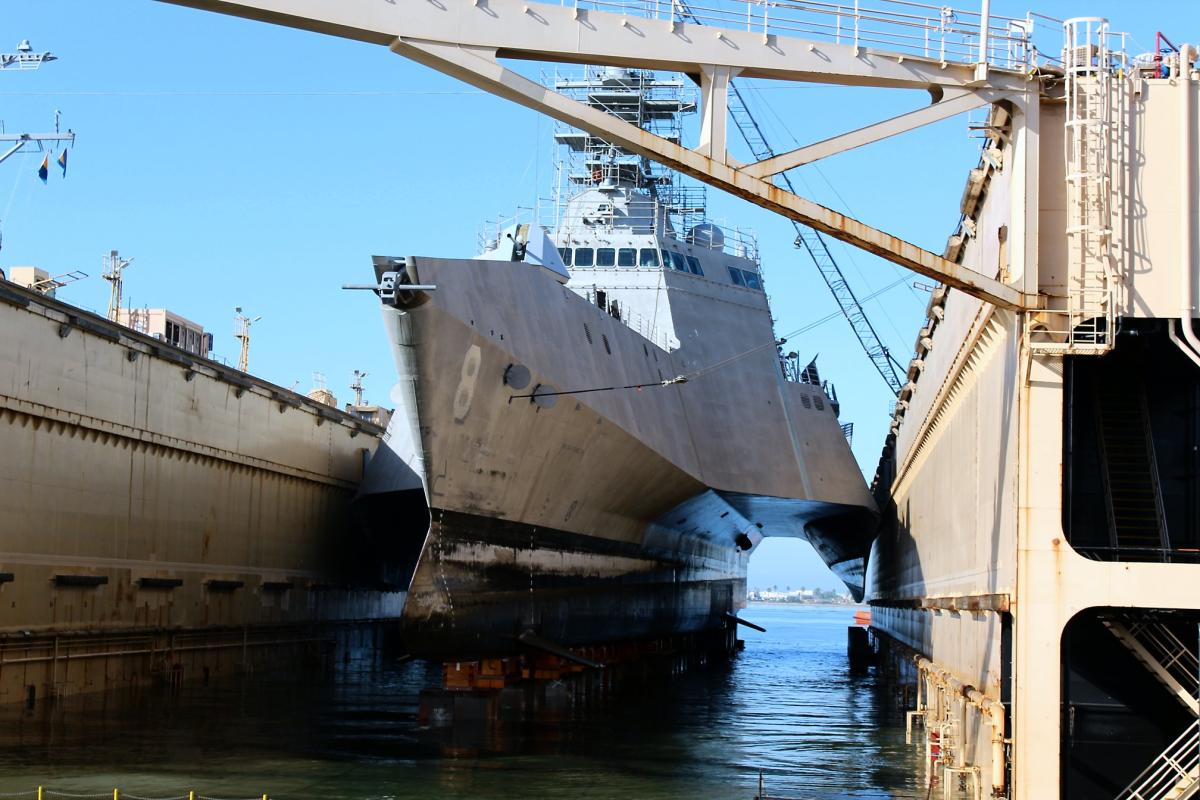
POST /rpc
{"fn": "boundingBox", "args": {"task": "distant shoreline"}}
[747,599,858,607]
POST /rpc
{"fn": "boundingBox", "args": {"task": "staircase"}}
[1109,616,1200,799]
[1116,720,1200,800]
[1103,617,1199,715]
[1094,383,1169,558]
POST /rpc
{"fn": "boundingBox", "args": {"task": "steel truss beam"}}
[158,0,1033,309]
[741,89,1000,178]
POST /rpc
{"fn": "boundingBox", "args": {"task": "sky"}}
[2,0,1197,591]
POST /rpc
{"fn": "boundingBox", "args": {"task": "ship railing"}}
[1072,545,1200,564]
[549,0,1061,72]
[551,200,760,263]
[476,205,552,255]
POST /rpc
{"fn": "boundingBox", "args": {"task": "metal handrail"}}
[1125,618,1200,698]
[479,201,760,263]
[1072,545,1200,564]
[1117,719,1200,800]
[558,0,1050,70]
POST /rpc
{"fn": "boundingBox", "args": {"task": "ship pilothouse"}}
[554,67,766,357]
[479,66,768,357]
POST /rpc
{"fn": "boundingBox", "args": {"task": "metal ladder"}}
[1033,17,1124,354]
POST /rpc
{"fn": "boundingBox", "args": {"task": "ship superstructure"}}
[357,65,874,660]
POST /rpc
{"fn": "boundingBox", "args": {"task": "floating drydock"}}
[93,0,1200,796]
[0,280,404,702]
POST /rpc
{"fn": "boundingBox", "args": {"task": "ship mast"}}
[233,307,261,372]
[0,39,74,252]
[101,250,133,322]
[351,370,368,406]
[552,67,700,232]
[0,42,74,168]
[0,39,57,71]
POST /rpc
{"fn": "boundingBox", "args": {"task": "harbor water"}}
[0,605,925,799]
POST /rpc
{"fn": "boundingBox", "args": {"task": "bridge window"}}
[685,256,704,276]
[618,248,637,268]
[575,248,594,267]
[639,248,661,267]
[558,247,573,266]
[743,270,762,290]
[597,248,616,267]
[669,251,687,272]
[727,266,747,286]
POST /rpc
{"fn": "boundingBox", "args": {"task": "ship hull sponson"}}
[401,508,744,660]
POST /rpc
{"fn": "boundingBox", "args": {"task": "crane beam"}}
[741,89,999,178]
[159,0,1032,91]
[394,38,1024,309]
[157,0,1034,310]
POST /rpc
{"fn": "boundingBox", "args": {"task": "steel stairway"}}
[1103,618,1199,715]
[1094,383,1170,558]
[1108,616,1200,799]
[1115,720,1200,800]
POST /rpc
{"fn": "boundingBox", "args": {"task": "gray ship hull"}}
[363,254,875,659]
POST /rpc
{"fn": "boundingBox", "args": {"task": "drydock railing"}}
[0,790,268,800]
[548,0,1061,71]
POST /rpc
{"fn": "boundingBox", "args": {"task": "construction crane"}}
[677,3,906,395]
[233,307,261,372]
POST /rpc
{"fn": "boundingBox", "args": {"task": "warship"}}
[357,67,875,660]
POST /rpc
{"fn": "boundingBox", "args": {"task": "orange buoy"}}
[853,609,871,626]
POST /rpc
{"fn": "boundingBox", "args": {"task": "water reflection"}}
[0,606,923,799]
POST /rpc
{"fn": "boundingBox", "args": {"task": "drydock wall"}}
[0,283,404,703]
[872,73,1200,797]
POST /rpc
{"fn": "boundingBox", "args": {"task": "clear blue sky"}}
[2,0,1196,591]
